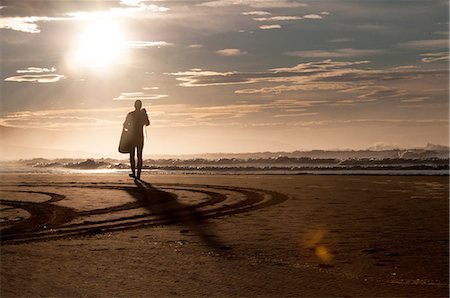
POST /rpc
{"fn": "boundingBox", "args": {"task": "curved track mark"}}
[0,182,288,244]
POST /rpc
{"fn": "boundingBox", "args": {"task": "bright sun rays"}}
[69,21,127,69]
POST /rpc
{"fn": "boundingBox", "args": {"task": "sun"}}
[71,21,127,68]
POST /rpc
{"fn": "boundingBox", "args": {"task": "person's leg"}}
[136,144,143,179]
[129,147,136,177]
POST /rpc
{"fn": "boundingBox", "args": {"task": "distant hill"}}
[156,145,449,160]
[424,143,449,151]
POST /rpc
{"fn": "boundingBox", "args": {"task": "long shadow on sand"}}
[128,179,228,250]
[1,181,287,244]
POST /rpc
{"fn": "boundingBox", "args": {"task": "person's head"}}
[134,100,142,110]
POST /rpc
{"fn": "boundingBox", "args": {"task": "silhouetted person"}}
[123,100,150,179]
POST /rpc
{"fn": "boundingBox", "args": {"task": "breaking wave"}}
[2,155,448,175]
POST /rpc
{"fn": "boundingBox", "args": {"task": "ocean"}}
[1,156,448,175]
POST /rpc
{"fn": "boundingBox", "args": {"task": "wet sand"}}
[1,173,448,297]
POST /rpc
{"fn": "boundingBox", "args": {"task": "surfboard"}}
[118,128,133,153]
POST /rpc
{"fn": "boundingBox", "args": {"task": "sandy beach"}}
[1,173,448,297]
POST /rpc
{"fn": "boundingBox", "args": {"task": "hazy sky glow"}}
[0,0,448,158]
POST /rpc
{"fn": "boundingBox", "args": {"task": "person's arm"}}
[142,109,150,126]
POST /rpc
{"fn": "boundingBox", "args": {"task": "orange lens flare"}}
[301,227,334,263]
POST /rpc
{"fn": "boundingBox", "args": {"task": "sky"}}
[0,0,449,158]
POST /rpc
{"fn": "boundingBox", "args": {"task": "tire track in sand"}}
[0,181,288,244]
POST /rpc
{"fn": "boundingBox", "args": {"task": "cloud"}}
[266,99,328,108]
[420,52,449,63]
[113,92,168,100]
[4,106,446,131]
[187,44,204,48]
[93,103,266,127]
[168,60,365,87]
[168,60,368,89]
[216,48,248,56]
[168,59,447,100]
[254,16,302,21]
[235,83,350,94]
[241,11,271,16]
[285,48,386,58]
[254,13,325,21]
[273,112,318,118]
[127,41,173,48]
[0,108,126,130]
[0,1,169,33]
[148,99,327,126]
[67,0,170,18]
[0,1,127,17]
[4,64,67,85]
[1,17,40,33]
[4,74,65,83]
[397,39,449,50]
[199,0,308,8]
[167,69,252,87]
[0,106,232,132]
[356,87,408,101]
[302,14,322,19]
[433,31,449,37]
[401,97,428,103]
[333,99,358,105]
[4,66,64,82]
[259,24,281,30]
[16,67,56,73]
[0,16,66,33]
[120,0,150,5]
[292,118,448,128]
[66,2,169,19]
[329,38,353,43]
[269,60,370,71]
[190,104,262,119]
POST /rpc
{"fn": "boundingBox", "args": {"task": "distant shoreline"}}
[1,152,448,176]
[0,169,448,176]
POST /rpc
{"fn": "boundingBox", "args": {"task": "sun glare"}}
[71,21,127,68]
